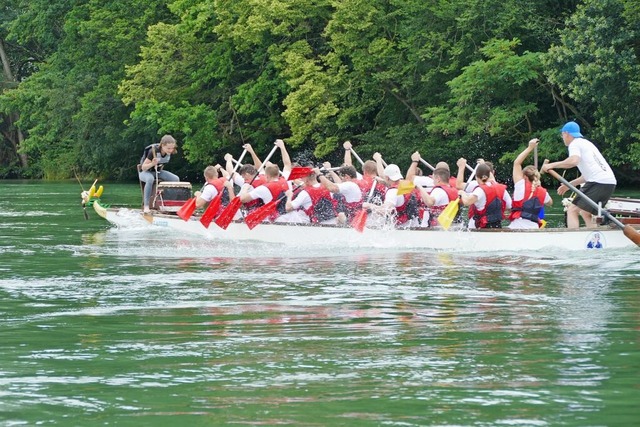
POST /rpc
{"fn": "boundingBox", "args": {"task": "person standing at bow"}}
[139,134,179,213]
[541,121,616,228]
[508,139,553,229]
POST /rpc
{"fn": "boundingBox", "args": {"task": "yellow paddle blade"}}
[437,200,459,230]
[396,180,415,196]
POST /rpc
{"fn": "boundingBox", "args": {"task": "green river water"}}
[1,181,639,426]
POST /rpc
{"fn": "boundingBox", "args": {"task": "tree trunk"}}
[0,38,28,168]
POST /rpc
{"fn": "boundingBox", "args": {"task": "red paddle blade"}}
[214,197,242,230]
[287,167,313,181]
[199,192,223,228]
[351,209,368,233]
[245,201,277,230]
[176,197,197,221]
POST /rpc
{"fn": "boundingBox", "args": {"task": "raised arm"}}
[513,138,538,183]
[216,164,230,180]
[243,143,262,170]
[406,151,421,181]
[224,153,235,177]
[373,152,385,178]
[343,141,353,167]
[455,158,467,190]
[275,139,292,174]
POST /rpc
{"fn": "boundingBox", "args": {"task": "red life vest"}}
[509,181,547,224]
[209,178,230,207]
[355,177,386,204]
[333,189,362,220]
[303,186,337,223]
[468,183,505,228]
[428,185,459,227]
[390,186,421,226]
[243,175,273,213]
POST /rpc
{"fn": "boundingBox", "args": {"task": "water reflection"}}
[2,209,639,425]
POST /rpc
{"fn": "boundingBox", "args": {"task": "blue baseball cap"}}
[561,121,583,138]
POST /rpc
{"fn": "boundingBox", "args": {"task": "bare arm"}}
[541,155,580,172]
[418,186,435,207]
[318,175,340,193]
[243,143,262,170]
[458,190,478,207]
[455,158,467,190]
[216,164,230,179]
[373,152,385,177]
[343,141,353,167]
[406,151,421,181]
[513,138,538,183]
[275,139,292,174]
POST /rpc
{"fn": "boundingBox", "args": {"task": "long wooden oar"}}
[545,167,640,246]
[214,144,279,230]
[199,149,250,228]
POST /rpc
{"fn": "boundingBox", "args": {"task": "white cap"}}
[383,164,403,181]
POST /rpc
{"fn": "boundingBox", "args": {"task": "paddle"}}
[545,167,640,246]
[437,163,480,230]
[244,182,305,230]
[420,158,474,174]
[397,179,415,196]
[199,149,250,227]
[176,196,197,220]
[349,148,365,167]
[351,181,378,232]
[419,159,436,172]
[437,200,459,230]
[214,144,279,230]
[287,166,314,181]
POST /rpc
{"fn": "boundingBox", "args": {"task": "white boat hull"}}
[93,201,638,252]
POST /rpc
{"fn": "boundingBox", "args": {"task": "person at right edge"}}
[541,121,616,229]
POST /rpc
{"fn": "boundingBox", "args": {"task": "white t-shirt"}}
[200,184,219,202]
[337,181,362,203]
[248,185,274,204]
[471,186,487,211]
[420,187,449,226]
[383,188,405,208]
[414,175,434,188]
[512,180,552,204]
[291,189,312,210]
[568,138,616,184]
[430,187,450,207]
[467,181,512,209]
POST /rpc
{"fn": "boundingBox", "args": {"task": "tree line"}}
[1,0,639,185]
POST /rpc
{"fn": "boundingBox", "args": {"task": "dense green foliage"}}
[1,0,638,184]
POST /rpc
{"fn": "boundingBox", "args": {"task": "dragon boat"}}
[88,186,640,252]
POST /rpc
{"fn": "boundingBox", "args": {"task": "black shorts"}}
[572,182,616,215]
